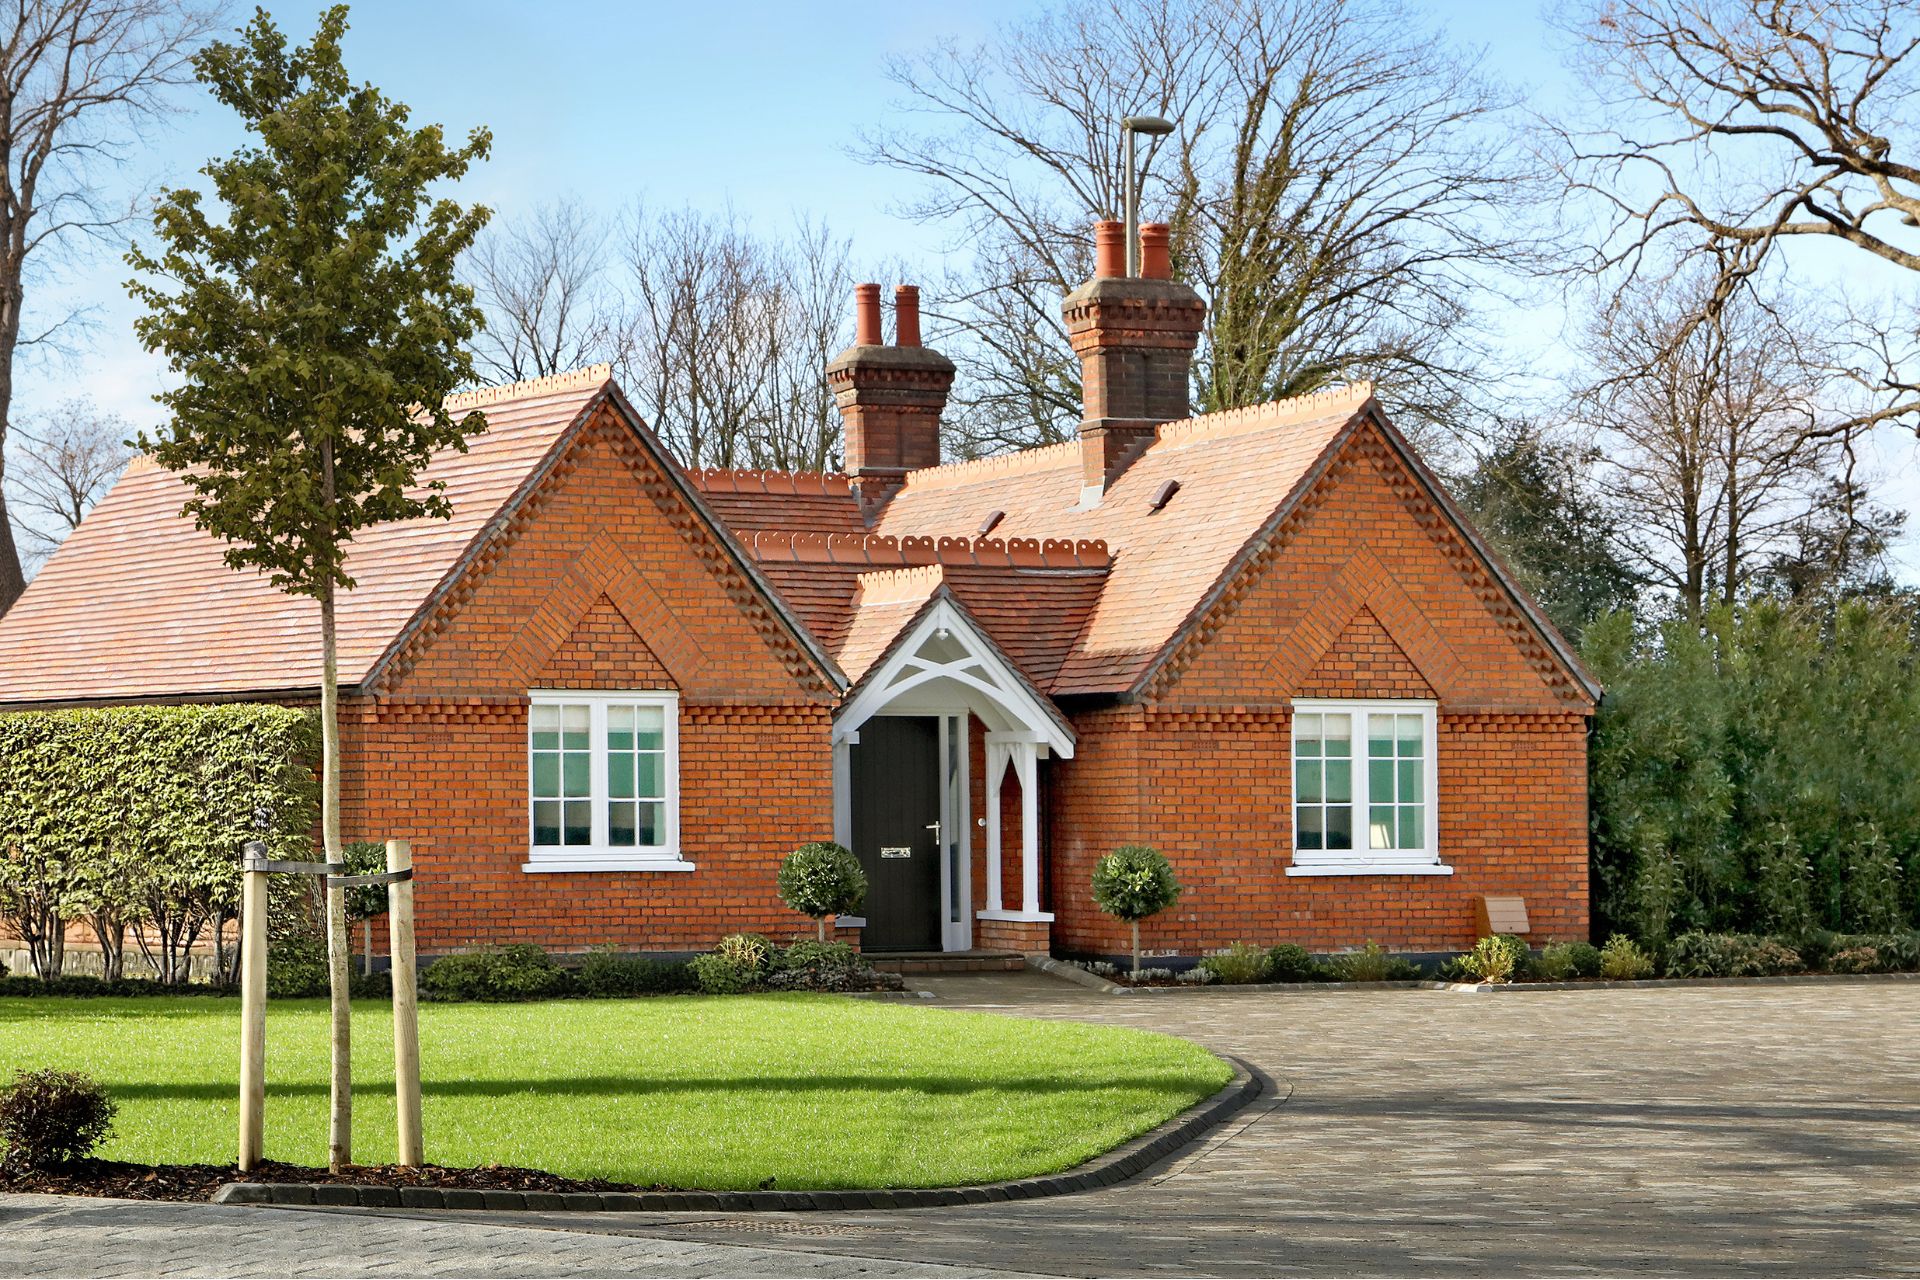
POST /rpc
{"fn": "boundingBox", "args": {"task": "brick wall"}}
[1044,419,1592,958]
[336,407,838,956]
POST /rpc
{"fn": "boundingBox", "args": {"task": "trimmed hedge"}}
[0,705,318,982]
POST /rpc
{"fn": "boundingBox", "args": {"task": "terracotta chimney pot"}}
[1093,219,1126,279]
[853,282,883,346]
[894,285,922,347]
[1139,223,1172,280]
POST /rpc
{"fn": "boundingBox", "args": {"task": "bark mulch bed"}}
[0,1158,666,1202]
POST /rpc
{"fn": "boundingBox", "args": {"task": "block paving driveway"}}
[3,972,1917,1277]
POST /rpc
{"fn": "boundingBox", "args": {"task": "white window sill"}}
[975,909,1055,923]
[522,855,695,874]
[1286,860,1453,877]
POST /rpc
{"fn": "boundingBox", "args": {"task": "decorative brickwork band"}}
[749,530,1111,569]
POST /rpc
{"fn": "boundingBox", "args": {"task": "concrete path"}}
[6,973,1918,1276]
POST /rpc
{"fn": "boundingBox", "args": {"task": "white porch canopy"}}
[833,594,1073,928]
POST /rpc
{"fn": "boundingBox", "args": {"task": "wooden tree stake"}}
[237,859,269,1171]
[386,838,423,1167]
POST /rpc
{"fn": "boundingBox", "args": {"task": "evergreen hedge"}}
[0,705,319,981]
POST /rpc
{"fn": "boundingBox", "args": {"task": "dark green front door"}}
[850,716,942,952]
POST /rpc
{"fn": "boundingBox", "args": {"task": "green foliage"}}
[1090,845,1181,923]
[0,705,318,981]
[765,940,897,993]
[1,1069,117,1168]
[1329,941,1421,982]
[1584,601,1920,941]
[776,842,867,928]
[420,945,571,1002]
[1450,420,1638,643]
[1197,942,1273,985]
[1535,941,1602,981]
[267,933,330,998]
[1265,943,1327,982]
[1598,934,1655,980]
[691,933,778,995]
[342,842,390,923]
[1460,934,1529,983]
[1827,945,1885,974]
[126,5,491,604]
[576,949,697,997]
[0,976,231,998]
[1665,933,1803,978]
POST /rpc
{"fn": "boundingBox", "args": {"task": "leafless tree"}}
[6,395,130,573]
[465,197,621,384]
[0,0,222,615]
[616,204,854,471]
[1557,0,1920,434]
[858,0,1550,450]
[1574,266,1882,618]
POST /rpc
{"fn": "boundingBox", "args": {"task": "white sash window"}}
[1289,699,1449,876]
[525,690,689,872]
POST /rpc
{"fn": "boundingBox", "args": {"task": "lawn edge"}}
[209,1054,1262,1213]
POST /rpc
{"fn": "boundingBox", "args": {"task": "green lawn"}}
[0,994,1228,1189]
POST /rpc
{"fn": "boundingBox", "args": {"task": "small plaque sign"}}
[880,846,912,859]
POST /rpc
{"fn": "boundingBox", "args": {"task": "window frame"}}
[523,689,690,873]
[1287,698,1450,877]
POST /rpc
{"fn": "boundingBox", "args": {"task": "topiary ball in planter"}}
[777,841,867,941]
[1091,844,1181,979]
[0,1069,117,1169]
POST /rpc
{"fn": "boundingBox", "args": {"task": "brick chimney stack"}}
[828,282,954,507]
[1062,219,1206,497]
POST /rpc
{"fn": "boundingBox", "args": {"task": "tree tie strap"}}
[327,870,414,888]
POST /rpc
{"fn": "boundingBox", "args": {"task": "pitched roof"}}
[690,470,867,534]
[0,368,841,705]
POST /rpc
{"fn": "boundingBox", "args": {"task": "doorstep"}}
[863,949,1025,975]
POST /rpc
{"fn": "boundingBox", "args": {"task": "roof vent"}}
[1148,479,1181,512]
[977,509,1006,536]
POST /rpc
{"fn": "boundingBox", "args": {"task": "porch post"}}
[983,740,1011,912]
[1015,742,1041,916]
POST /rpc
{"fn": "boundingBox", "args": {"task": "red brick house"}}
[0,219,1598,962]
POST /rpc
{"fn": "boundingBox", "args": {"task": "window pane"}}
[1368,714,1393,758]
[562,800,592,845]
[1323,714,1350,756]
[532,800,560,846]
[636,705,665,751]
[561,704,590,750]
[532,704,559,731]
[1297,760,1322,803]
[1398,759,1421,803]
[531,727,558,751]
[1296,805,1323,850]
[1369,758,1393,801]
[531,753,558,797]
[608,704,633,731]
[608,801,637,846]
[1325,805,1352,849]
[1398,715,1422,757]
[607,728,634,752]
[637,752,663,798]
[1294,713,1320,752]
[1325,759,1350,803]
[562,752,590,797]
[1369,806,1395,849]
[608,753,635,799]
[1400,806,1424,850]
[637,802,664,846]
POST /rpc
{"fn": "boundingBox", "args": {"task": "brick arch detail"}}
[1251,545,1465,701]
[496,531,708,691]
[1296,604,1436,700]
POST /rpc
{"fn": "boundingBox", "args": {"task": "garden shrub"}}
[420,945,571,1002]
[776,842,867,941]
[1197,942,1272,985]
[691,933,778,994]
[1823,932,1920,973]
[266,933,329,998]
[1460,934,1528,984]
[1827,945,1886,974]
[1329,941,1419,982]
[765,940,898,992]
[577,948,697,997]
[1435,954,1477,982]
[1665,932,1802,978]
[0,1069,117,1168]
[1091,844,1181,978]
[1598,933,1655,980]
[1265,943,1326,983]
[1842,826,1907,934]
[1535,941,1602,981]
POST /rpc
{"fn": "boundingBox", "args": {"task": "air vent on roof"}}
[1148,479,1181,512]
[977,509,1006,536]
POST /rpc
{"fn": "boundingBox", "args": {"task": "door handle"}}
[925,820,942,842]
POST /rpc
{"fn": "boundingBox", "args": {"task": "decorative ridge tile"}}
[852,564,946,607]
[443,364,612,411]
[897,440,1081,491]
[748,531,1110,569]
[1154,382,1374,448]
[688,469,853,496]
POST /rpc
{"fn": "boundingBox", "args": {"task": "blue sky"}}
[18,0,1920,575]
